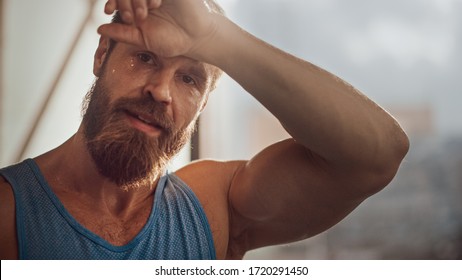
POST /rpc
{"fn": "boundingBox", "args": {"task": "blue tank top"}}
[0,159,216,260]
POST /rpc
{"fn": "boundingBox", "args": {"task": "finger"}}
[117,0,135,24]
[104,0,117,14]
[97,23,143,47]
[148,0,162,9]
[133,0,148,23]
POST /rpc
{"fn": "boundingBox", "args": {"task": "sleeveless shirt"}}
[0,159,216,260]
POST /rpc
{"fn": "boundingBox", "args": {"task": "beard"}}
[81,77,195,191]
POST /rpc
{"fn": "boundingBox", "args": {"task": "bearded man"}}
[0,0,409,259]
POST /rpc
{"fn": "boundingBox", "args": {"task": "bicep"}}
[229,139,368,252]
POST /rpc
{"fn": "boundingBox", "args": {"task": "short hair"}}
[106,1,225,91]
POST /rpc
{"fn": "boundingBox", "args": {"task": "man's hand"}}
[98,0,224,58]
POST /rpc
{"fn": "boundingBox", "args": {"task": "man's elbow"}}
[359,128,410,196]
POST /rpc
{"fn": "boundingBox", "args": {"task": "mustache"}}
[111,96,175,134]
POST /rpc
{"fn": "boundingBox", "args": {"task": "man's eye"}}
[182,75,196,85]
[137,53,154,64]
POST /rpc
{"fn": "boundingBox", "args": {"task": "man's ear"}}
[93,36,110,77]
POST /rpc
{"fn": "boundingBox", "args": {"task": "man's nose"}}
[143,73,173,105]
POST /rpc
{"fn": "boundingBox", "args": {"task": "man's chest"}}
[58,196,153,246]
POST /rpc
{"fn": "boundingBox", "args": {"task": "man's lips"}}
[124,110,166,134]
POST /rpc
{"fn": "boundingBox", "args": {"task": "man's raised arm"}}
[190,2,410,253]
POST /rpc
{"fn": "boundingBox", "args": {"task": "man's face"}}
[81,42,211,190]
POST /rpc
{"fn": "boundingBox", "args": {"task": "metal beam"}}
[15,0,98,162]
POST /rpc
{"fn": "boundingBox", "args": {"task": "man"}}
[0,0,409,259]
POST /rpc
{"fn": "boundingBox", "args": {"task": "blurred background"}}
[1,0,461,259]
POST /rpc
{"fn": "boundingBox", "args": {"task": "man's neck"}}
[33,127,159,217]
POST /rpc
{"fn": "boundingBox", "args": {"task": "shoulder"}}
[174,159,247,209]
[0,175,15,216]
[175,159,246,188]
[0,175,19,259]
[174,159,247,259]
[0,175,14,202]
[174,159,247,206]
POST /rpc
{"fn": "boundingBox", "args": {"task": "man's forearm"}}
[194,16,409,172]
